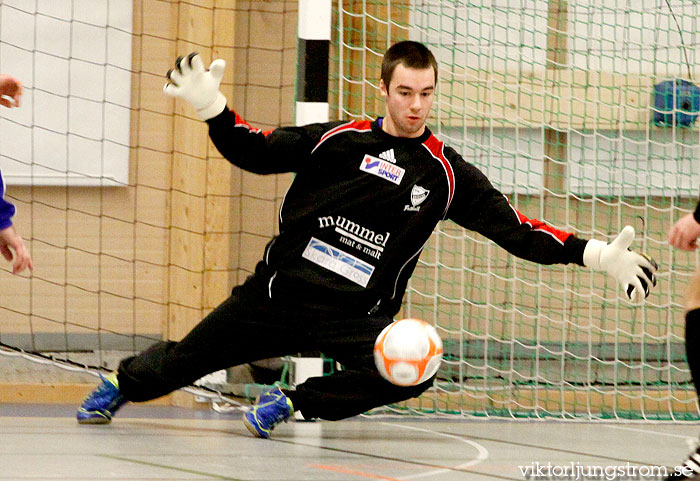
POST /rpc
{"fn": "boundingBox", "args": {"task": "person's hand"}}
[0,225,32,274]
[668,212,700,251]
[0,74,23,108]
[583,226,658,303]
[163,52,227,120]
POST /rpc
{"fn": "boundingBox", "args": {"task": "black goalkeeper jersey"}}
[207,109,589,315]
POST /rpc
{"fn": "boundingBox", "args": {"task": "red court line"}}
[310,463,404,481]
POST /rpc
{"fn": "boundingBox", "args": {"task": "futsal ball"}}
[373,318,443,386]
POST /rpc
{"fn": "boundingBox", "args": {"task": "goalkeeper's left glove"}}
[163,52,227,120]
[583,225,658,303]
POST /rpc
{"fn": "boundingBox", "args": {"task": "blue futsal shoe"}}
[242,387,294,439]
[76,373,127,424]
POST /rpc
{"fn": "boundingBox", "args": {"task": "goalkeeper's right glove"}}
[163,52,227,120]
[583,225,658,303]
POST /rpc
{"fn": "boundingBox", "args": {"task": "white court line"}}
[599,423,696,441]
[381,422,489,480]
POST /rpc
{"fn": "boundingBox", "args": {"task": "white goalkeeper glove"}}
[163,52,227,120]
[583,225,658,303]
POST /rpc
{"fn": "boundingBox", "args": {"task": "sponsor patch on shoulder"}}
[302,237,375,287]
[359,154,405,185]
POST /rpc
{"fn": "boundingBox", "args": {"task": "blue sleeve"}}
[0,170,16,230]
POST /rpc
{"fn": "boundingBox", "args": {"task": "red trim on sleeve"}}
[515,210,572,244]
[422,135,455,216]
[311,120,373,154]
[233,112,272,136]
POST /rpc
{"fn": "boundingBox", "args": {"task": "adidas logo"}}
[378,149,396,163]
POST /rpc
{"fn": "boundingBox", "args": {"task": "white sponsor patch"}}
[360,154,405,185]
[302,237,375,287]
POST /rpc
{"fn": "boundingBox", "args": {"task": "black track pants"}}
[116,275,434,420]
[686,308,700,395]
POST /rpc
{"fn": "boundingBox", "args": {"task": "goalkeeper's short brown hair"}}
[381,41,438,89]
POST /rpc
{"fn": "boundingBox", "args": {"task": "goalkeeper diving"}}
[76,41,658,438]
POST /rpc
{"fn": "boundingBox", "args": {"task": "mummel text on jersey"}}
[207,109,589,315]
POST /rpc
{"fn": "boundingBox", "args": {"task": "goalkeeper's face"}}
[380,64,435,138]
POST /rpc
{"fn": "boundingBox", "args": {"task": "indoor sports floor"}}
[0,403,696,480]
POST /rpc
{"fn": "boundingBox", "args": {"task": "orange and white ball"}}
[373,318,443,386]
